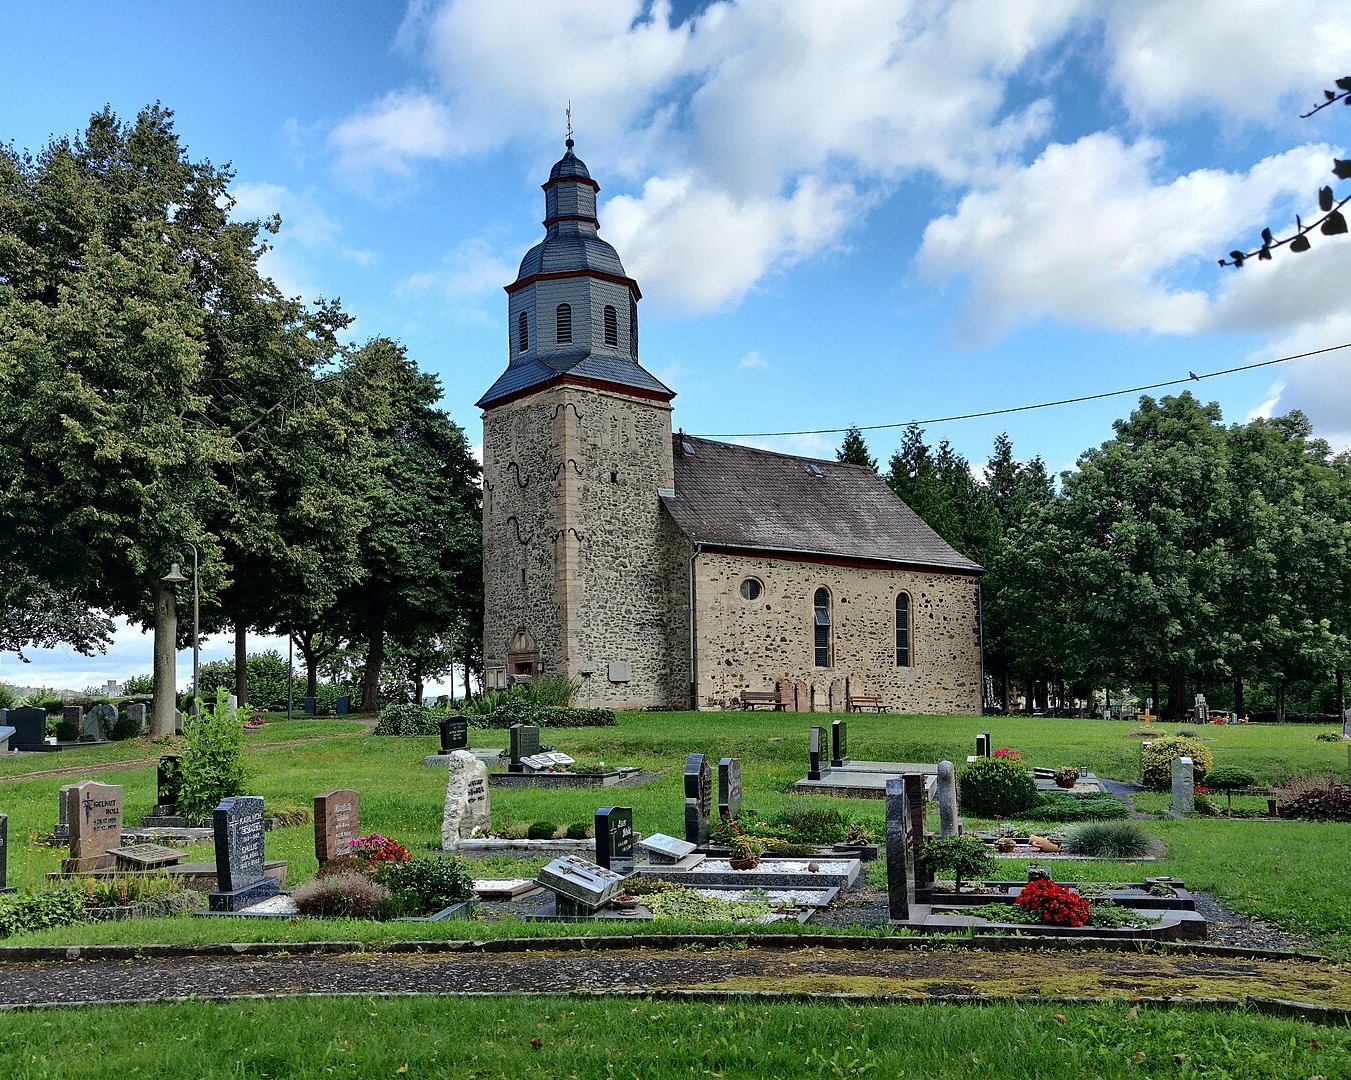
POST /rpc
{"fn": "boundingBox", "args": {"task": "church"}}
[478,139,983,714]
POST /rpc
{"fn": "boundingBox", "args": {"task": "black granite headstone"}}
[831,719,849,768]
[982,731,992,758]
[10,706,48,750]
[509,724,541,773]
[683,753,712,844]
[439,715,469,754]
[594,805,635,872]
[0,812,9,893]
[334,695,350,716]
[209,796,280,912]
[975,733,988,759]
[303,696,316,716]
[717,757,741,821]
[157,755,183,812]
[885,777,915,921]
[902,771,931,890]
[808,725,829,780]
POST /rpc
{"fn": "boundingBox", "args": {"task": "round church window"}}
[739,578,763,601]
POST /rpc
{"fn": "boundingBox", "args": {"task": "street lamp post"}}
[158,561,189,737]
[185,541,200,718]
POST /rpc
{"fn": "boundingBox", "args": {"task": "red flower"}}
[1015,878,1089,927]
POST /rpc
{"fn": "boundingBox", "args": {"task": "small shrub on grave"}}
[75,874,184,908]
[372,703,443,737]
[109,713,141,741]
[565,821,592,840]
[1059,820,1155,859]
[0,888,88,939]
[1140,736,1214,791]
[1204,764,1258,815]
[916,836,998,891]
[1315,731,1343,743]
[527,821,559,840]
[176,690,249,822]
[765,801,850,845]
[55,720,79,742]
[1020,793,1130,823]
[1015,878,1089,927]
[373,856,474,916]
[1278,778,1351,822]
[958,756,1039,817]
[268,802,314,828]
[291,873,392,919]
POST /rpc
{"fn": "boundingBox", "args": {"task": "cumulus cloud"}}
[328,91,459,183]
[737,350,768,370]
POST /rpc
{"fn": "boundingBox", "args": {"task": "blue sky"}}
[3,0,1350,694]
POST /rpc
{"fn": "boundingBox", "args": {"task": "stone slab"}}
[638,833,697,863]
[634,856,862,890]
[109,843,186,870]
[423,748,505,767]
[206,878,283,913]
[472,877,541,900]
[795,770,937,800]
[537,854,627,910]
[0,725,14,753]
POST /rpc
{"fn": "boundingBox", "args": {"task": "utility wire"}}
[698,341,1350,440]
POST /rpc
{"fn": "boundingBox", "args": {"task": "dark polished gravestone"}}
[594,805,635,873]
[209,796,281,912]
[683,753,712,844]
[831,719,849,768]
[885,777,915,922]
[438,715,469,755]
[313,789,360,865]
[508,724,541,774]
[0,717,13,753]
[10,706,51,751]
[902,771,931,891]
[141,754,188,827]
[0,812,12,893]
[303,696,317,717]
[717,757,741,821]
[807,725,829,781]
[334,695,351,716]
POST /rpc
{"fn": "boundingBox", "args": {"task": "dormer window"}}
[517,312,529,353]
[604,305,618,347]
[556,303,572,345]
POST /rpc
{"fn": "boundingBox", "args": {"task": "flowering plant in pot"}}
[1053,767,1079,789]
[729,836,765,870]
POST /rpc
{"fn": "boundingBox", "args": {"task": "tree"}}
[0,568,113,659]
[836,427,878,471]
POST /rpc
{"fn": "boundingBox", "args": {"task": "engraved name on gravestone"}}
[508,724,541,773]
[65,781,123,872]
[209,796,279,912]
[718,757,741,821]
[808,725,828,780]
[831,719,849,768]
[594,805,634,872]
[438,715,469,754]
[885,777,915,922]
[314,789,360,865]
[683,753,712,844]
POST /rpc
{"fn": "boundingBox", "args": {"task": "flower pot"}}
[729,856,761,870]
[1055,778,1076,789]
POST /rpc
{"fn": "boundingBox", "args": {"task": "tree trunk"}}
[1166,667,1186,721]
[234,616,248,710]
[413,673,424,707]
[1151,675,1161,719]
[1276,681,1286,724]
[1336,670,1345,720]
[152,581,179,737]
[1233,674,1245,722]
[362,602,387,713]
[1002,667,1011,716]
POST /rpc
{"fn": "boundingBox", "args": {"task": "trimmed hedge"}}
[958,756,1039,817]
[373,704,444,737]
[1141,736,1214,790]
[1019,792,1130,822]
[471,699,617,729]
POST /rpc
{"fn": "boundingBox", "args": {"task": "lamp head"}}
[161,561,189,584]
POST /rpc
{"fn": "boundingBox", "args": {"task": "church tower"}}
[478,138,676,708]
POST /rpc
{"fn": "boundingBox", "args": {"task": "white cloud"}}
[328,91,458,183]
[396,235,518,302]
[737,350,768,370]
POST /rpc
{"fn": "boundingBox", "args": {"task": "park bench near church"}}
[740,690,787,711]
[847,694,888,713]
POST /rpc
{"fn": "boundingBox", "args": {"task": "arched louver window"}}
[603,304,618,347]
[629,295,638,357]
[556,303,572,345]
[895,592,911,667]
[813,587,832,668]
[517,312,529,353]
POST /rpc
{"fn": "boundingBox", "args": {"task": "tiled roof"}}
[661,436,982,573]
[516,233,627,279]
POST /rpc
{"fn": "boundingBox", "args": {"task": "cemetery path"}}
[0,943,1347,1012]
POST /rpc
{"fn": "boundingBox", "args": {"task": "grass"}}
[0,996,1347,1079]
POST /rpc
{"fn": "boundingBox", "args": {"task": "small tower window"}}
[517,312,529,353]
[556,304,572,345]
[603,304,618,347]
[813,587,832,668]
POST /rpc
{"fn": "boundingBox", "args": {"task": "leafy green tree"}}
[836,427,878,471]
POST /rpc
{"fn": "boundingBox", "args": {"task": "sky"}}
[2,0,1349,695]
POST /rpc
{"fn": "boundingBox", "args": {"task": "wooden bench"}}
[741,690,787,711]
[847,695,888,713]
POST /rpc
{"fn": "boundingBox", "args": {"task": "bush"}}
[0,682,19,710]
[915,836,997,890]
[196,650,293,710]
[373,703,443,737]
[958,756,1039,817]
[374,857,474,916]
[109,713,141,741]
[565,822,592,840]
[1278,779,1351,822]
[527,821,559,840]
[765,802,850,845]
[473,698,616,729]
[0,888,88,939]
[122,673,154,696]
[1019,793,1130,823]
[291,872,391,919]
[176,689,249,822]
[1140,736,1214,791]
[55,720,79,742]
[1205,764,1257,791]
[1059,820,1155,858]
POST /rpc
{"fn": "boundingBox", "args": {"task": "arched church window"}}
[813,587,832,668]
[518,312,529,353]
[895,592,911,667]
[604,305,618,347]
[556,304,572,344]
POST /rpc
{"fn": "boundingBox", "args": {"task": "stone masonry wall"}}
[689,550,981,714]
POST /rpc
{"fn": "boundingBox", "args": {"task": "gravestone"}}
[441,750,491,849]
[86,703,118,740]
[717,757,741,821]
[638,833,698,865]
[125,702,147,734]
[313,789,360,865]
[209,796,280,912]
[885,777,915,921]
[53,783,75,841]
[1194,693,1209,723]
[936,759,960,838]
[0,812,9,892]
[594,805,635,873]
[1140,740,1152,781]
[10,706,48,750]
[807,725,829,780]
[830,719,849,768]
[903,772,931,889]
[303,696,316,716]
[63,705,84,733]
[537,854,626,914]
[508,724,541,773]
[335,695,350,716]
[438,715,469,754]
[0,717,12,753]
[64,781,123,872]
[683,752,712,844]
[1170,756,1195,816]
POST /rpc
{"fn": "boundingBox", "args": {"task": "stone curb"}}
[0,931,1337,965]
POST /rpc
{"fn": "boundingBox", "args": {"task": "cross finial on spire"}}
[565,101,573,146]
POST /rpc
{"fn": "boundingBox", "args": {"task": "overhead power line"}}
[698,341,1350,440]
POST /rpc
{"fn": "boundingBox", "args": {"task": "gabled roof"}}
[661,435,982,573]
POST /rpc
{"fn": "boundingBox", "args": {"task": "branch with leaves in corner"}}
[1219,76,1351,268]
